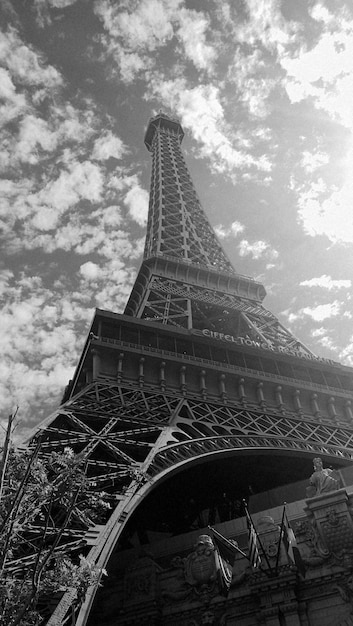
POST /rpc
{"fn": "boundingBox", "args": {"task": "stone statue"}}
[307,457,339,497]
[184,535,217,587]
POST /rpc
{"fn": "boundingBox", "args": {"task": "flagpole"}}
[283,509,306,578]
[243,500,274,575]
[274,503,286,575]
[208,525,248,559]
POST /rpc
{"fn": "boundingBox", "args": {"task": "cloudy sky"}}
[1,0,353,436]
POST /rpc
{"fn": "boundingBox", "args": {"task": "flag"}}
[214,548,233,597]
[247,515,261,568]
[209,527,244,597]
[211,527,244,565]
[283,513,306,578]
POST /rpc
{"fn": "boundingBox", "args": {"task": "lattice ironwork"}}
[140,290,190,327]
[30,383,182,491]
[138,275,313,352]
[175,398,353,452]
[238,311,313,353]
[24,112,353,625]
[43,382,353,626]
[31,383,353,491]
[143,113,234,273]
[149,277,271,317]
[149,434,353,477]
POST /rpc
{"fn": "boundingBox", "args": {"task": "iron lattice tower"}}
[25,113,353,625]
[125,113,316,351]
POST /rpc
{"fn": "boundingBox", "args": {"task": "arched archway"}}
[79,441,352,625]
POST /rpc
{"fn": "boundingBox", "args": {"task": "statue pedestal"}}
[305,488,353,555]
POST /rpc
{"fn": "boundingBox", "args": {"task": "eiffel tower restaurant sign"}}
[200,329,337,366]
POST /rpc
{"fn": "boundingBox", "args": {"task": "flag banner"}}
[283,513,306,578]
[214,548,233,597]
[209,527,246,597]
[274,505,286,575]
[247,515,261,568]
[210,527,244,566]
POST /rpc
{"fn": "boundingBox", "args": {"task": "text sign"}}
[201,329,337,366]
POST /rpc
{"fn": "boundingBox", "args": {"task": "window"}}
[140,330,158,348]
[176,339,193,355]
[121,328,138,344]
[277,361,294,378]
[211,347,228,363]
[228,351,246,367]
[158,335,176,352]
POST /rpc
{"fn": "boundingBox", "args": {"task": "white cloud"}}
[116,49,153,83]
[215,220,245,239]
[238,238,278,260]
[93,0,179,83]
[15,115,58,164]
[147,79,272,178]
[48,0,78,6]
[94,0,220,81]
[0,67,27,125]
[79,261,101,281]
[226,48,277,119]
[33,0,81,27]
[92,131,126,161]
[23,161,103,233]
[0,28,63,89]
[311,327,338,353]
[123,184,149,227]
[297,171,353,243]
[338,334,353,366]
[34,0,78,13]
[94,0,179,51]
[0,236,142,424]
[233,0,299,54]
[301,301,341,322]
[0,278,90,423]
[177,8,216,72]
[279,1,353,248]
[281,6,353,129]
[0,269,14,296]
[311,327,327,337]
[300,150,329,174]
[300,275,351,290]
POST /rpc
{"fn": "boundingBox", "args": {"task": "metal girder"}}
[184,399,353,448]
[46,404,353,626]
[27,113,353,625]
[148,433,353,477]
[136,276,312,355]
[241,312,313,353]
[143,125,234,273]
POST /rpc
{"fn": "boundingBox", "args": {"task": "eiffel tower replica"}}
[27,113,353,625]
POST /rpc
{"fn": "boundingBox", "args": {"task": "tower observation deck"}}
[25,113,353,626]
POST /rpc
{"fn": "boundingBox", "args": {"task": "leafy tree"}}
[0,415,109,626]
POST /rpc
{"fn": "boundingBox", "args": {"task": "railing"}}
[97,336,350,396]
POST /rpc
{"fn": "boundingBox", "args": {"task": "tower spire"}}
[143,111,234,273]
[125,113,312,354]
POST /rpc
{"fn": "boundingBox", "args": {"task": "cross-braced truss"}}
[143,114,234,274]
[34,383,182,490]
[32,382,353,492]
[138,275,313,353]
[38,380,353,625]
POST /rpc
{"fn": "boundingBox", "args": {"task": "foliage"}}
[0,438,109,626]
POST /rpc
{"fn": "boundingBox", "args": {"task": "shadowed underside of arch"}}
[38,381,353,626]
